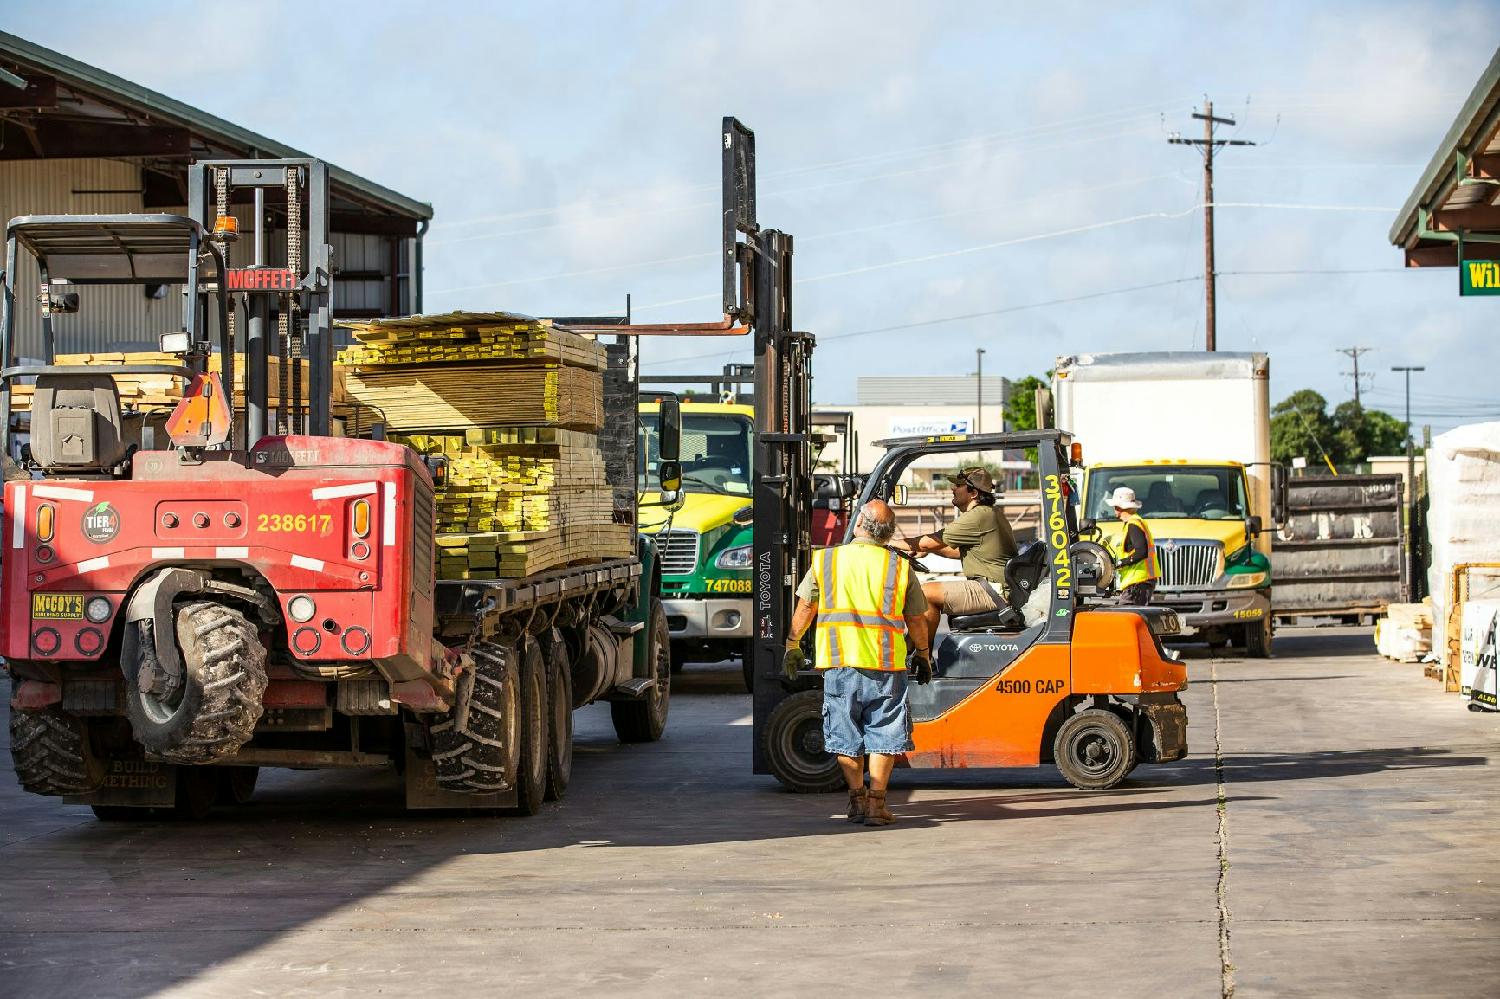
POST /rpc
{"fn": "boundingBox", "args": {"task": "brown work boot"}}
[846,787,868,823]
[864,789,895,826]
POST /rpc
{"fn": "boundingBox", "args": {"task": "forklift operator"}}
[893,466,1018,634]
[783,500,932,827]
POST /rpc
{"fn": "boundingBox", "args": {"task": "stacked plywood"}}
[5,352,349,418]
[340,312,629,580]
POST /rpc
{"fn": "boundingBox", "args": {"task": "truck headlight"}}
[715,544,753,570]
[1226,572,1267,589]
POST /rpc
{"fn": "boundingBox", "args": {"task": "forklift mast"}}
[722,119,817,771]
[186,158,334,442]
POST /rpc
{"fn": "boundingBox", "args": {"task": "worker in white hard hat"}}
[1107,486,1159,606]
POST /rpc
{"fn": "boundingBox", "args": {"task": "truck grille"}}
[1158,540,1222,589]
[657,530,700,575]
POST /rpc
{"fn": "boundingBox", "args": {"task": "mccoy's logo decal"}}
[82,501,120,544]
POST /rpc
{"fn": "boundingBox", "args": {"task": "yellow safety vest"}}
[1116,512,1160,588]
[812,542,911,671]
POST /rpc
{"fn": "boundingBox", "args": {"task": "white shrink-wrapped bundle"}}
[1425,423,1500,674]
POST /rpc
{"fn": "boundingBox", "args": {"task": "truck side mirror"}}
[1245,515,1263,537]
[658,398,681,462]
[1271,463,1289,526]
[659,458,682,494]
[1079,517,1096,533]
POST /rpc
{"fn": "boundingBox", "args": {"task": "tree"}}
[1332,401,1407,462]
[1271,389,1338,467]
[1003,375,1048,432]
[1270,389,1406,469]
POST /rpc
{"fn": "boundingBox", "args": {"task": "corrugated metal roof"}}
[1390,46,1500,258]
[856,376,1009,406]
[0,31,431,221]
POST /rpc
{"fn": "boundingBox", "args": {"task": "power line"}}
[639,277,1202,369]
[1167,99,1257,351]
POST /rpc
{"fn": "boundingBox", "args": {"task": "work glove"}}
[783,645,808,681]
[909,650,933,685]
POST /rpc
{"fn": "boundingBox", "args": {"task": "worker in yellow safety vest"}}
[1107,486,1159,606]
[783,499,932,827]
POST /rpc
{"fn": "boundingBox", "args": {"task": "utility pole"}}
[1168,100,1255,351]
[1391,364,1425,597]
[1339,346,1373,413]
[975,347,986,434]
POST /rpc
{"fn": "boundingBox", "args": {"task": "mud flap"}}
[1138,695,1188,763]
[63,758,177,807]
[403,741,518,810]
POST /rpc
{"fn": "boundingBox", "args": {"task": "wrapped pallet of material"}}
[1424,423,1500,680]
[1374,600,1433,663]
[340,311,628,580]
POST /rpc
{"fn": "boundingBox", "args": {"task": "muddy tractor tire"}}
[430,642,521,794]
[124,600,268,764]
[10,706,102,796]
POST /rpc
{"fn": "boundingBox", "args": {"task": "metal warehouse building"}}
[0,31,432,359]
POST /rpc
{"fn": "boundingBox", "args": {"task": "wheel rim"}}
[773,708,837,784]
[138,682,186,725]
[649,619,670,725]
[1067,725,1123,779]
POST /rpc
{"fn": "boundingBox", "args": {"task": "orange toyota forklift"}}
[751,431,1189,792]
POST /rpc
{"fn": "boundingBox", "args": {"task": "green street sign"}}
[1460,257,1500,295]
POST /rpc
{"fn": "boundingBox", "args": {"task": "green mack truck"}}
[639,400,755,688]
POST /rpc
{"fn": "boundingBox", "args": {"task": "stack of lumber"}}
[1374,600,1434,664]
[340,311,628,580]
[5,351,350,417]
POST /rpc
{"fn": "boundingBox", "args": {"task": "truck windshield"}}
[1086,466,1248,521]
[639,412,753,496]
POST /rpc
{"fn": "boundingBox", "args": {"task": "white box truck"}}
[1052,351,1283,656]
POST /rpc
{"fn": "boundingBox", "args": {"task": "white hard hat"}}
[1106,486,1142,510]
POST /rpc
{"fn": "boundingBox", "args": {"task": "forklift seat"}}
[948,540,1048,632]
[30,373,129,472]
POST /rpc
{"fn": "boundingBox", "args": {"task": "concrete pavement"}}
[1,627,1496,998]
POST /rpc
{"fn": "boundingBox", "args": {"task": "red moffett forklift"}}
[0,158,683,817]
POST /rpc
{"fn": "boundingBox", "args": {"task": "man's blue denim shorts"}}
[821,666,914,757]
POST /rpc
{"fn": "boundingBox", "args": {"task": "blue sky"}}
[9,1,1500,430]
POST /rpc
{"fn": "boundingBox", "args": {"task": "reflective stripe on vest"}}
[812,543,910,671]
[1116,512,1159,588]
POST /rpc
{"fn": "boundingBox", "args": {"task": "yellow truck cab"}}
[638,401,755,684]
[1080,458,1272,655]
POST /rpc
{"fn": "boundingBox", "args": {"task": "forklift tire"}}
[611,599,672,744]
[508,636,550,816]
[431,642,520,795]
[1054,709,1137,791]
[125,600,267,765]
[543,634,574,802]
[1245,617,1272,659]
[218,766,260,805]
[10,706,102,796]
[764,690,844,794]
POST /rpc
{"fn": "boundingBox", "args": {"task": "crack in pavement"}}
[1213,656,1235,998]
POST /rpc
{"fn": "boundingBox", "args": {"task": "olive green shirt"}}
[795,538,928,615]
[941,504,1018,584]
